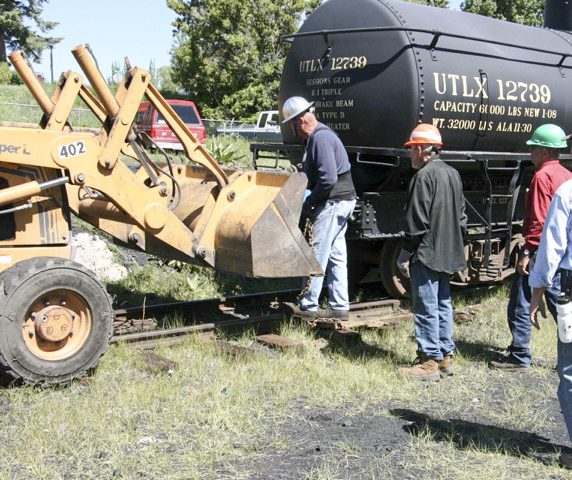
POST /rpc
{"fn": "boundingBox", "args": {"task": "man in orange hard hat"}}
[397,123,467,381]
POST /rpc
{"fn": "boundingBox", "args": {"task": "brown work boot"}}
[439,355,454,376]
[398,353,440,382]
[489,356,529,372]
[316,307,349,321]
[282,302,317,320]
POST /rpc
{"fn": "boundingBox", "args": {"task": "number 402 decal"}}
[58,141,86,158]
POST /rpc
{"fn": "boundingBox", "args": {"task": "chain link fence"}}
[0,102,102,127]
[202,119,244,136]
[0,104,247,135]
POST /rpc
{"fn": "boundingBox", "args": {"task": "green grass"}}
[0,287,569,479]
[106,260,300,308]
[0,83,110,127]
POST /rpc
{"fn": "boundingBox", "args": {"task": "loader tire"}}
[0,257,113,386]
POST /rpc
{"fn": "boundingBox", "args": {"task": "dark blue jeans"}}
[410,261,455,360]
[558,338,572,442]
[507,271,560,366]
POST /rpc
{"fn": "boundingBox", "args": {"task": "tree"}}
[405,0,449,7]
[0,1,61,64]
[154,66,180,93]
[461,0,544,26]
[167,0,321,120]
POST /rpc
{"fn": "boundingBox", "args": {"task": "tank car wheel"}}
[380,239,411,298]
[0,257,113,386]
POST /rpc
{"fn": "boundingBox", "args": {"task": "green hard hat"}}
[526,124,567,149]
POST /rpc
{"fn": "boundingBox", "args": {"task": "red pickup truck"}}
[135,99,206,149]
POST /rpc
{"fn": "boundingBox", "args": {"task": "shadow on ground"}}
[390,407,571,466]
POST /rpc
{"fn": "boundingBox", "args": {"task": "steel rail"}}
[109,283,501,349]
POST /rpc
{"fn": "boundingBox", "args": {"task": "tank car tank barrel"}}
[72,45,120,119]
[8,51,55,115]
[280,0,572,152]
[283,26,572,59]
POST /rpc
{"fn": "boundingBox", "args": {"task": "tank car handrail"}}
[282,27,572,65]
[355,155,400,168]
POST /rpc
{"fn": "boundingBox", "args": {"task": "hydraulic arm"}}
[0,46,321,278]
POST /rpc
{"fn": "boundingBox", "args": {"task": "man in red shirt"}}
[491,124,572,371]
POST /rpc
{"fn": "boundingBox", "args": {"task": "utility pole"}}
[50,46,54,84]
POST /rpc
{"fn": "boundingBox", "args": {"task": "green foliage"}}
[206,134,250,167]
[461,0,544,26]
[404,0,449,7]
[0,1,62,63]
[154,65,180,93]
[147,58,156,82]
[10,68,23,85]
[167,0,321,120]
[0,62,11,85]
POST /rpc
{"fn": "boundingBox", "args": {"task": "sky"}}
[27,0,177,83]
[26,0,463,84]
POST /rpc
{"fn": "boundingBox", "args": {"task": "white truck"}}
[216,110,282,143]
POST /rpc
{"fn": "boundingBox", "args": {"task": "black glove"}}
[301,200,315,220]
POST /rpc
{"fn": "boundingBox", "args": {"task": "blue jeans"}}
[507,271,560,366]
[299,198,356,311]
[558,339,572,442]
[410,261,455,360]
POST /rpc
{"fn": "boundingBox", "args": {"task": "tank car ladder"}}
[473,158,525,271]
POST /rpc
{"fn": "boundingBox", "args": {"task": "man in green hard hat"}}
[490,124,572,371]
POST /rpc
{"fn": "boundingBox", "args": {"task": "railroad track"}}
[110,291,412,350]
[110,290,410,349]
[109,284,493,351]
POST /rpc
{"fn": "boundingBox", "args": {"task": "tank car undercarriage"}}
[252,144,543,297]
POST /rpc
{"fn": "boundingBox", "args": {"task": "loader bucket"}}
[213,171,322,278]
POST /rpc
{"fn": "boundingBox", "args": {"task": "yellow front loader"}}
[0,46,320,385]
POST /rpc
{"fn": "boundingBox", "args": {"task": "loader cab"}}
[136,99,206,150]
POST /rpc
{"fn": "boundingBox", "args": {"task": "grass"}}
[0,285,569,479]
[105,259,300,308]
[0,84,105,127]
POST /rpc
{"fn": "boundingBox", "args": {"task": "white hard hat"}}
[281,96,314,123]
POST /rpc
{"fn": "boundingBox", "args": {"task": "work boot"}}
[283,302,317,319]
[398,353,440,381]
[439,355,454,376]
[559,452,572,469]
[316,307,349,321]
[489,355,529,372]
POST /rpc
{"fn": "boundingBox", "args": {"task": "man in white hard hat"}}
[282,96,356,320]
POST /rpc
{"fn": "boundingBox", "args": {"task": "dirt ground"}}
[229,371,571,479]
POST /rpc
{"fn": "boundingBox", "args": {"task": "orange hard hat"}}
[405,123,443,147]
